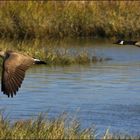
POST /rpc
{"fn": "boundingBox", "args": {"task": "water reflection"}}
[0,40,140,135]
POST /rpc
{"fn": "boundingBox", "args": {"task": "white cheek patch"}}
[119,40,124,45]
[34,58,40,62]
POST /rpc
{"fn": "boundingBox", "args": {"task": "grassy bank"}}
[0,1,140,40]
[0,112,139,139]
[0,39,110,65]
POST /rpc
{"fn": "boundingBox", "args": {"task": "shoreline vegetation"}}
[0,1,140,40]
[0,1,139,65]
[0,38,111,65]
[0,112,139,140]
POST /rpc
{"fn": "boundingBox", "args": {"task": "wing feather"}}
[13,76,21,88]
[1,52,34,97]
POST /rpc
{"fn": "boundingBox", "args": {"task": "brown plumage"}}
[0,50,46,97]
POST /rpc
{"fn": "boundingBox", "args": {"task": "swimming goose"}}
[0,50,46,97]
[114,40,140,47]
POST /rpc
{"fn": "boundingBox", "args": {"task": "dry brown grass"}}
[0,112,139,139]
[0,1,139,40]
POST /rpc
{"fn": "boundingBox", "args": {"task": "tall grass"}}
[0,1,140,40]
[0,112,139,139]
[0,112,93,139]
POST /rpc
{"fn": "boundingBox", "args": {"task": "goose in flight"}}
[0,50,46,97]
[114,40,140,47]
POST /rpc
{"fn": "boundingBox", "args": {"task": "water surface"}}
[0,39,140,135]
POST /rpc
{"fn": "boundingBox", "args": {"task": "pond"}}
[0,39,140,135]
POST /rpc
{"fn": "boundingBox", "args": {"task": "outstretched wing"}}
[1,52,34,97]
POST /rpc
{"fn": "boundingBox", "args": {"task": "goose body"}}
[114,40,140,47]
[0,50,46,97]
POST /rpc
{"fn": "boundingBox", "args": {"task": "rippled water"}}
[0,39,140,135]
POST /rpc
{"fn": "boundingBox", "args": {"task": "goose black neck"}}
[123,41,137,45]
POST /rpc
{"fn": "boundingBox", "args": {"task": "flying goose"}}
[114,40,140,47]
[0,50,46,97]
